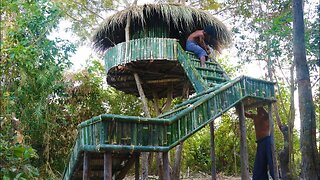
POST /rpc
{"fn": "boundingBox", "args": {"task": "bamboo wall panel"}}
[104,38,178,72]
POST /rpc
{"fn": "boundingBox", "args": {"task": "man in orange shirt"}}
[245,107,275,180]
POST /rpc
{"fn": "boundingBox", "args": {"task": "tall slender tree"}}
[292,0,319,179]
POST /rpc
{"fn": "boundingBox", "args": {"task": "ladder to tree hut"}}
[63,4,279,180]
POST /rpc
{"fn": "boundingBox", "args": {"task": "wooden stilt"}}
[104,152,112,180]
[156,151,164,180]
[237,103,250,179]
[133,73,150,180]
[210,121,216,180]
[133,73,151,118]
[163,152,170,180]
[268,104,279,180]
[162,86,173,113]
[135,153,140,180]
[83,152,89,180]
[115,155,136,180]
[172,143,183,180]
[152,91,164,180]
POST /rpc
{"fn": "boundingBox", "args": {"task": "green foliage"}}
[54,0,114,43]
[105,87,142,116]
[305,4,319,84]
[0,121,39,179]
[182,112,257,176]
[1,0,75,177]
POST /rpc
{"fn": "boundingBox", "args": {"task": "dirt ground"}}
[124,172,241,180]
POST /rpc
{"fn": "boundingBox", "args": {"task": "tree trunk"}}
[288,64,295,178]
[171,143,183,180]
[293,0,320,179]
[236,103,250,179]
[266,20,290,178]
[278,124,290,179]
[268,104,280,180]
[133,73,151,180]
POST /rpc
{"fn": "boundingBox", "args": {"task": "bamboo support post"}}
[163,152,170,180]
[133,73,151,118]
[208,97,216,180]
[152,91,164,180]
[133,73,150,180]
[268,104,279,180]
[152,91,161,115]
[237,103,250,179]
[162,85,173,113]
[83,152,89,180]
[135,153,140,180]
[104,152,112,180]
[210,121,216,180]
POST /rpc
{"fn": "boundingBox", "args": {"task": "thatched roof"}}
[92,3,232,52]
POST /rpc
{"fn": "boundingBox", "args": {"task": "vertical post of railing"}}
[268,103,279,180]
[237,102,250,179]
[104,152,112,180]
[83,152,89,180]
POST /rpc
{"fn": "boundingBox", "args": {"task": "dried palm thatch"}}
[92,3,232,52]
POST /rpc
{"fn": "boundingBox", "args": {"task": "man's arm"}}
[198,35,210,54]
[245,111,256,119]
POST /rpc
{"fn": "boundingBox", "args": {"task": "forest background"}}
[0,0,319,179]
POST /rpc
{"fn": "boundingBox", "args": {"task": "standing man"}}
[186,26,216,67]
[245,107,275,180]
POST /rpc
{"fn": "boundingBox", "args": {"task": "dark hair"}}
[204,25,215,36]
[257,107,268,119]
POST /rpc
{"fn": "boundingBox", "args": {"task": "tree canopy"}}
[0,0,319,179]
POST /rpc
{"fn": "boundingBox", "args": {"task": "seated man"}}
[245,107,275,180]
[186,26,215,67]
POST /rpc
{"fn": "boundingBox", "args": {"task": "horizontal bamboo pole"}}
[78,115,170,128]
[83,144,170,152]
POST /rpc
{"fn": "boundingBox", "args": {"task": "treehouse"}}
[63,4,279,180]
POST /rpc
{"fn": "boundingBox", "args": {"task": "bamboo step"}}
[195,66,224,73]
[191,59,218,65]
[196,67,225,79]
[190,60,219,70]
[202,75,227,82]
